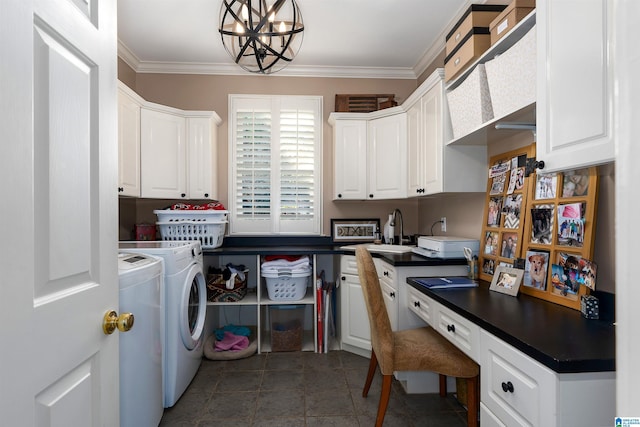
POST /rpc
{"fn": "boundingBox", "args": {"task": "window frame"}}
[228,94,323,235]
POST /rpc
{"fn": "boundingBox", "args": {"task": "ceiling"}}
[117,0,472,79]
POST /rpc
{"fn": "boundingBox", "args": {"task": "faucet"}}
[391,209,404,245]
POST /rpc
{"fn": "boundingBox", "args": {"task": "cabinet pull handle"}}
[447,324,456,333]
[369,194,374,198]
[390,292,395,298]
[204,193,209,198]
[118,187,124,192]
[414,301,420,307]
[181,193,186,198]
[383,271,389,277]
[341,276,346,281]
[501,381,514,393]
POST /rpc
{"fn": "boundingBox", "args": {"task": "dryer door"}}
[179,264,207,350]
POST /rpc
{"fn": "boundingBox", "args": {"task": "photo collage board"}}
[479,145,535,285]
[479,143,600,310]
[520,164,599,309]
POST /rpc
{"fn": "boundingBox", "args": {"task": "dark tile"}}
[251,418,306,427]
[306,415,360,426]
[203,391,259,419]
[339,351,370,369]
[405,411,468,427]
[223,354,267,371]
[303,368,348,390]
[357,412,412,427]
[216,370,263,392]
[303,351,342,370]
[255,388,305,418]
[262,369,304,390]
[265,352,305,370]
[402,393,459,416]
[343,367,381,392]
[305,388,355,417]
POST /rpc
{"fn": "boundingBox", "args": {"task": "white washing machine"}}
[119,241,207,408]
[118,252,164,427]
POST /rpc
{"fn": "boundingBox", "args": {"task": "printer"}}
[412,236,480,259]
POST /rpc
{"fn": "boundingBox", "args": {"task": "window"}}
[229,95,322,235]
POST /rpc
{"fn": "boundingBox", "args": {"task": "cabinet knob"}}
[414,301,420,307]
[341,276,346,281]
[390,292,395,298]
[447,324,456,333]
[501,381,514,393]
[118,187,124,192]
[181,193,186,198]
[204,193,209,198]
[383,271,389,277]
[369,194,374,198]
[338,194,343,198]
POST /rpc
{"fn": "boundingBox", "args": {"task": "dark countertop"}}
[407,278,615,374]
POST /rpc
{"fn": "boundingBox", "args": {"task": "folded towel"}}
[214,331,249,351]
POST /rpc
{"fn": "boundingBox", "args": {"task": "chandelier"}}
[219,0,304,74]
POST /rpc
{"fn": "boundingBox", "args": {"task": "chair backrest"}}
[355,246,394,373]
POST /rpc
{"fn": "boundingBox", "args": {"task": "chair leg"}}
[466,375,479,427]
[374,374,393,427]
[439,374,447,397]
[363,349,379,398]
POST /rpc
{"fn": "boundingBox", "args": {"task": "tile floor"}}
[159,350,470,426]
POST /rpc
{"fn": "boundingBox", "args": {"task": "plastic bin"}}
[154,209,228,249]
[269,305,304,352]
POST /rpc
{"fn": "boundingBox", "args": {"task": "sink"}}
[340,244,415,254]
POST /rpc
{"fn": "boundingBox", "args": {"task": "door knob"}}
[102,310,135,335]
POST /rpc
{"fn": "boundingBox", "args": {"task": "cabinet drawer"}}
[340,255,358,276]
[480,330,556,427]
[407,286,436,326]
[374,259,396,287]
[433,303,479,361]
[480,402,506,427]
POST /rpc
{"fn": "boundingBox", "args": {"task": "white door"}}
[0,0,119,426]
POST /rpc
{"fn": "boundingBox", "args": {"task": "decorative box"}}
[446,64,494,139]
[490,0,536,45]
[581,295,600,320]
[444,4,507,82]
[484,25,536,119]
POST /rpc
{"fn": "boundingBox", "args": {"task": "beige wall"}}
[117,61,615,292]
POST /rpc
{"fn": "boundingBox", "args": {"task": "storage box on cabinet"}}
[490,0,536,45]
[444,4,507,82]
[484,25,537,120]
[446,64,494,139]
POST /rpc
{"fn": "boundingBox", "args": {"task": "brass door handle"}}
[103,310,135,335]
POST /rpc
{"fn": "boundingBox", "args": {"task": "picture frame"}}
[489,266,524,296]
[330,218,380,243]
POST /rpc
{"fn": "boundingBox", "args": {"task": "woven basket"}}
[206,271,248,302]
[271,320,303,352]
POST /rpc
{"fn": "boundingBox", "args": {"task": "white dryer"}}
[118,252,164,427]
[119,241,207,408]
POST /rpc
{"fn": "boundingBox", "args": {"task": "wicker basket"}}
[271,321,303,352]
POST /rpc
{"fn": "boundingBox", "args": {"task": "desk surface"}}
[407,278,615,374]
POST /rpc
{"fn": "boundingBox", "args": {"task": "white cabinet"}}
[141,106,187,199]
[117,82,143,197]
[186,114,218,200]
[329,108,406,200]
[406,70,486,196]
[536,0,614,172]
[339,255,373,352]
[119,80,221,200]
[368,113,407,199]
[332,119,368,200]
[480,330,615,427]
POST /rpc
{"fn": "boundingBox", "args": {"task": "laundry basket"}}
[154,210,228,249]
[263,268,311,301]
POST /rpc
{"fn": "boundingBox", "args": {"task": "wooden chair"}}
[355,246,480,427]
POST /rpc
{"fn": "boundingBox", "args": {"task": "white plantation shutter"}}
[229,95,322,234]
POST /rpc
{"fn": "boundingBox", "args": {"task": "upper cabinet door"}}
[368,113,407,199]
[187,116,216,200]
[117,84,142,197]
[333,119,368,200]
[141,108,187,199]
[536,0,614,172]
[406,102,424,197]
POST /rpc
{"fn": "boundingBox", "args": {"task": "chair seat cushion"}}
[391,327,479,378]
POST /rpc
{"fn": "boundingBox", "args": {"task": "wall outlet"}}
[441,217,447,232]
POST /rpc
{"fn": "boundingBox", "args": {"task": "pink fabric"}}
[214,331,249,351]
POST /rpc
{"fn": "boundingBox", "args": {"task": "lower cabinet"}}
[479,330,615,427]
